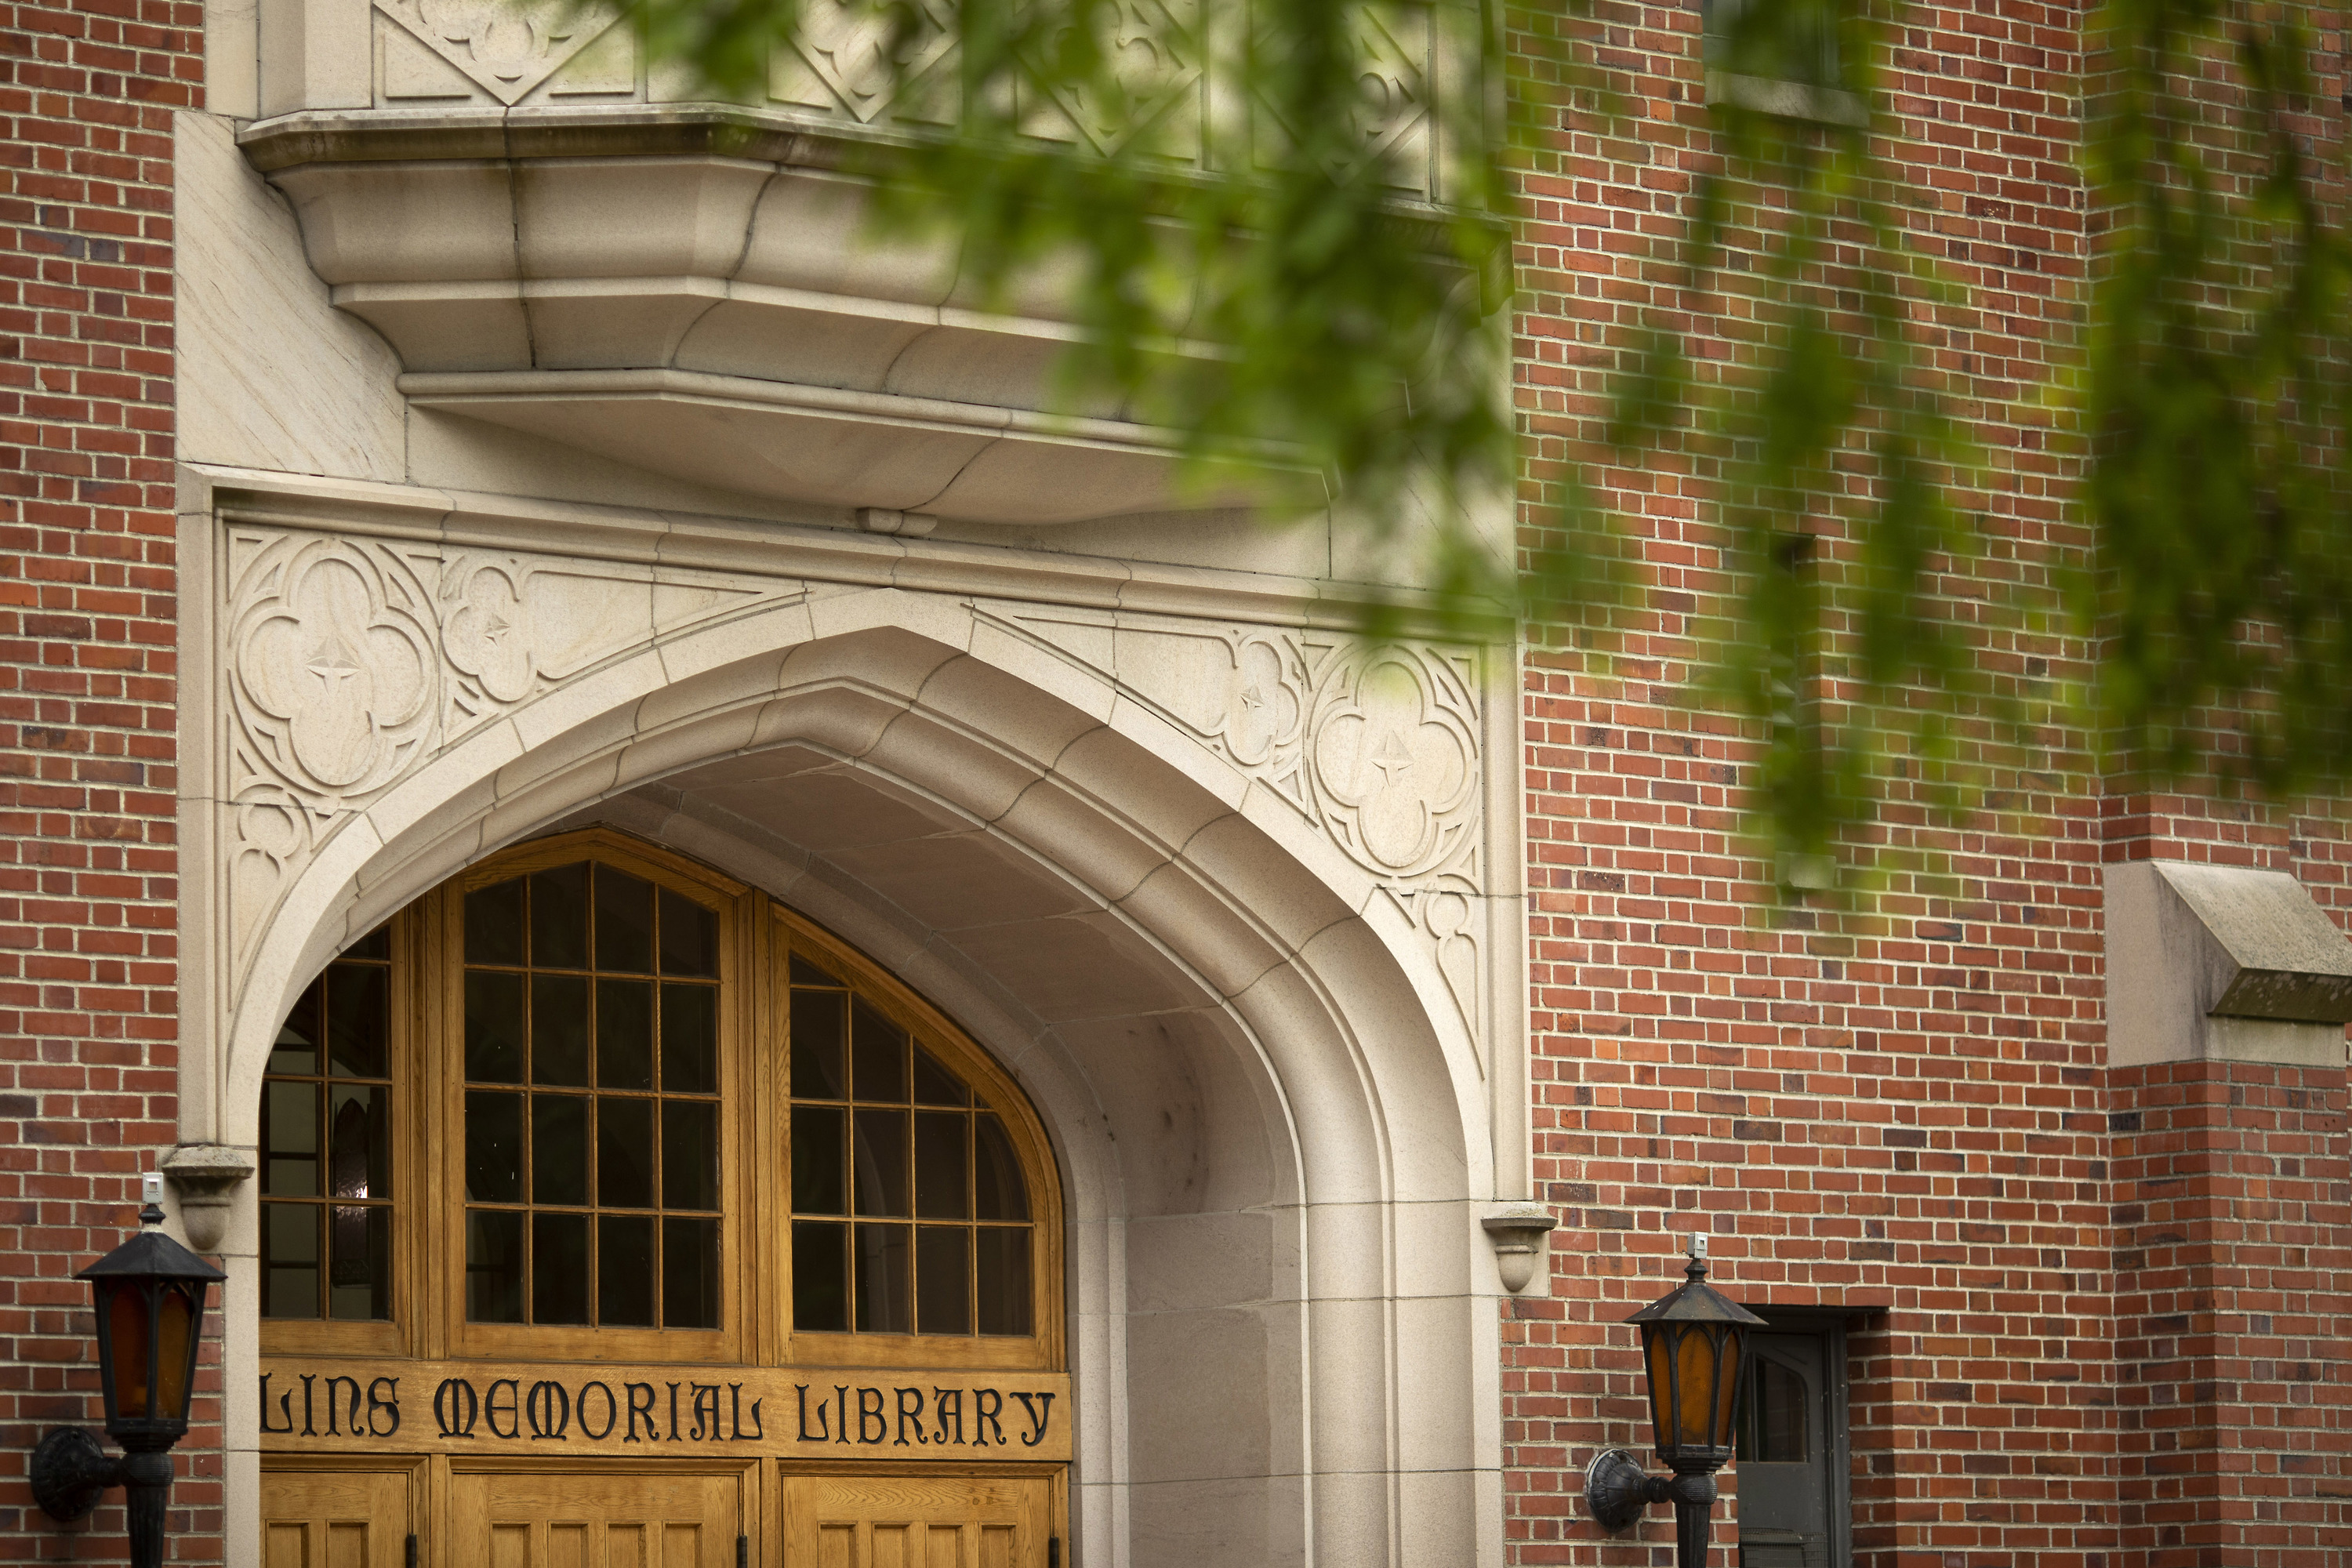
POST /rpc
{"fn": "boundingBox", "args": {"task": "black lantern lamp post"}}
[1585,1235,1765,1567]
[31,1175,226,1568]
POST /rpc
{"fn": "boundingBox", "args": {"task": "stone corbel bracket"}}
[2105,861,2352,1068]
[1482,1202,1558,1294]
[162,1144,257,1254]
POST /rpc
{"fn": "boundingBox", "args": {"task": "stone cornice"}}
[180,463,1516,640]
[238,103,906,174]
[233,105,1488,245]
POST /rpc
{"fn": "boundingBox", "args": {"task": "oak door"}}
[450,1467,742,1566]
[261,1468,411,1568]
[782,1473,1051,1567]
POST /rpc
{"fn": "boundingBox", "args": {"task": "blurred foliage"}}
[609,0,2351,860]
[2085,0,2352,794]
[617,0,1522,610]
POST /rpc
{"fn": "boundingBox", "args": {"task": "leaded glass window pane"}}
[787,956,1034,1338]
[460,862,724,1330]
[262,931,395,1321]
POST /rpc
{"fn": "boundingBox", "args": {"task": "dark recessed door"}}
[1737,1331,1833,1568]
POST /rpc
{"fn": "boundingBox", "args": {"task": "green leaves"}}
[605,0,1519,597]
[1564,4,2013,869]
[2084,0,2352,793]
[611,0,2352,869]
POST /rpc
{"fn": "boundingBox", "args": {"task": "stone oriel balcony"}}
[236,0,1479,526]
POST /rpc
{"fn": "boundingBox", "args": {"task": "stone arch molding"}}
[208,519,1514,1146]
[190,492,1525,1566]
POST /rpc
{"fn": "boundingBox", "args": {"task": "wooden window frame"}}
[261,826,1065,1380]
[434,831,757,1366]
[260,909,420,1362]
[768,905,1065,1375]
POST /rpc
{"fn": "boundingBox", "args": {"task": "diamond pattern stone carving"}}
[1251,2,1436,192]
[775,0,958,124]
[375,0,623,105]
[1345,5,1432,163]
[1018,0,1203,157]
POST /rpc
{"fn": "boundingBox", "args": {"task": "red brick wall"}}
[1504,0,2352,1565]
[2109,1062,2352,1568]
[2094,811,2352,1568]
[0,0,205,1552]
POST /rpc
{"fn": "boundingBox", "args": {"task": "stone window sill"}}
[1705,70,1867,128]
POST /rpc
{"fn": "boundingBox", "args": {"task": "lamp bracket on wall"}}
[1584,1446,1716,1531]
[31,1425,120,1522]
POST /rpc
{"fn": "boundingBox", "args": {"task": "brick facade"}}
[2,0,2347,1559]
[1,0,205,1552]
[1506,0,2352,1564]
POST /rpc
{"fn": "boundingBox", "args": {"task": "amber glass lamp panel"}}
[447,842,737,1361]
[1646,1322,1740,1459]
[778,920,1059,1373]
[260,923,402,1355]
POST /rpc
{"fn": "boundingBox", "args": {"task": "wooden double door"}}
[263,1465,1057,1567]
[258,836,1069,1567]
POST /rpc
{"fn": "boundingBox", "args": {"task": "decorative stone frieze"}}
[220,523,808,986]
[195,472,1515,1087]
[373,0,621,104]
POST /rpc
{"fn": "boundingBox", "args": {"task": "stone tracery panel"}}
[230,535,441,811]
[985,606,1491,1056]
[220,527,807,983]
[1306,640,1477,881]
[215,522,1500,1075]
[358,0,1448,199]
[992,608,1482,887]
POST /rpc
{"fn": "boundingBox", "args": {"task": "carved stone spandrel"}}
[230,533,441,813]
[221,524,807,1013]
[1420,881,1483,1064]
[985,608,1483,895]
[1305,640,1478,883]
[373,0,622,105]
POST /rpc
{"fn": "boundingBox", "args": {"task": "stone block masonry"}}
[1,0,209,1554]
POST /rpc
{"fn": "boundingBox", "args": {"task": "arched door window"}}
[770,902,1058,1373]
[784,946,1033,1342]
[257,828,1062,1378]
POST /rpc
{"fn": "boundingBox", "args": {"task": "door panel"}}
[1737,1333,1831,1567]
[784,1474,1047,1568]
[452,1468,741,1567]
[261,1468,410,1568]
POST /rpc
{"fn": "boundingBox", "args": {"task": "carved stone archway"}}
[181,467,1528,1568]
